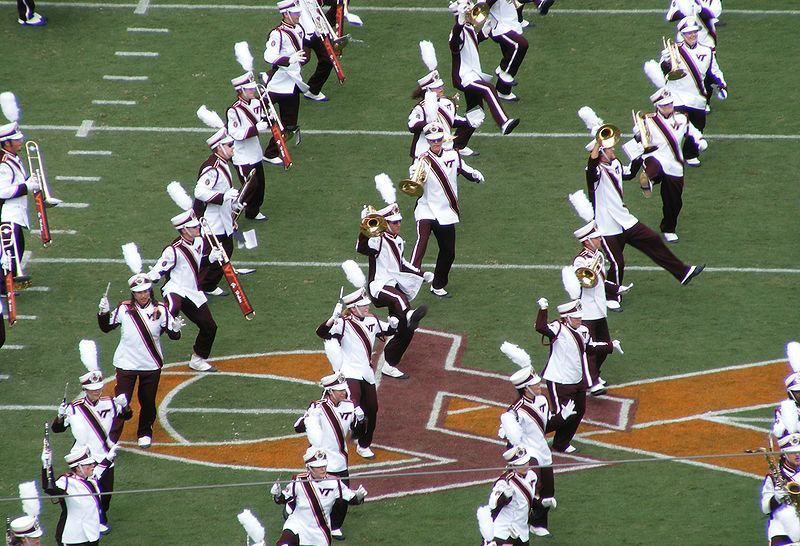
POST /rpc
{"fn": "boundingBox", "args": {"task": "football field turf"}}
[1,0,799,544]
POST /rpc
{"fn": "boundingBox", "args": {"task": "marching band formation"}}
[1,0,790,544]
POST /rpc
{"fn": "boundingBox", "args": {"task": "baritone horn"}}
[575,252,603,288]
[399,157,429,197]
[595,123,621,148]
[662,37,686,80]
[468,2,489,25]
[360,206,388,237]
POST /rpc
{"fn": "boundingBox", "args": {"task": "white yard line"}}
[446,404,490,416]
[126,27,169,33]
[56,176,102,182]
[22,286,50,292]
[0,345,26,350]
[134,0,150,14]
[166,407,306,415]
[102,75,149,81]
[57,202,91,208]
[31,229,78,235]
[67,150,112,156]
[75,119,94,138]
[15,315,38,320]
[115,51,159,57]
[92,100,137,106]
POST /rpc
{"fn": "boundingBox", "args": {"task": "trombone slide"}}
[0,227,16,327]
[200,218,255,320]
[256,84,292,169]
[25,141,54,247]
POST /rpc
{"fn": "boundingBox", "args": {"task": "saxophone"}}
[757,442,800,518]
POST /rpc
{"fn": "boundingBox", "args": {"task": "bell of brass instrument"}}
[632,110,658,154]
[662,37,686,81]
[360,206,388,237]
[468,2,489,25]
[595,123,621,148]
[399,157,429,197]
[575,252,603,289]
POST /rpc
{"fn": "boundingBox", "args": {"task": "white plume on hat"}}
[234,41,254,72]
[476,505,494,542]
[780,399,800,435]
[788,342,800,373]
[342,260,366,288]
[167,181,193,211]
[121,242,143,274]
[562,265,581,300]
[374,173,396,205]
[237,509,265,543]
[578,106,603,136]
[500,341,531,369]
[197,105,224,130]
[0,92,20,122]
[644,59,667,89]
[420,40,438,71]
[324,339,343,372]
[19,481,40,518]
[568,190,594,222]
[79,340,99,373]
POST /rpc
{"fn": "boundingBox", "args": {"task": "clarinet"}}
[43,422,55,489]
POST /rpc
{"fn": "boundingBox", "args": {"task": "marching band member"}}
[263,0,307,165]
[408,40,482,158]
[293,372,367,538]
[226,72,268,221]
[482,0,529,101]
[498,342,576,538]
[356,181,429,379]
[0,93,39,285]
[535,270,619,453]
[42,444,117,546]
[448,0,520,135]
[147,210,220,373]
[316,274,397,458]
[51,340,131,533]
[272,447,367,546]
[408,123,484,298]
[761,403,800,546]
[298,0,336,101]
[632,88,706,242]
[666,0,720,49]
[660,17,726,134]
[585,137,705,310]
[7,481,44,546]
[193,112,243,296]
[481,446,537,545]
[98,243,184,448]
[773,343,800,438]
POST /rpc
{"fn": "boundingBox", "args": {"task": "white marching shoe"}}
[381,363,409,379]
[189,353,218,372]
[356,445,375,458]
[530,525,551,537]
[663,232,679,243]
[138,436,152,448]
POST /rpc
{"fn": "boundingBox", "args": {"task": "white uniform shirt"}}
[662,42,725,109]
[489,470,536,542]
[761,463,800,542]
[54,473,102,544]
[500,395,553,466]
[449,22,487,87]
[642,111,702,177]
[60,396,120,459]
[407,97,457,157]
[299,398,357,473]
[194,152,235,236]
[0,151,31,228]
[486,0,523,37]
[280,473,357,546]
[149,237,207,307]
[227,99,264,166]
[361,233,424,301]
[328,314,387,384]
[108,301,175,371]
[574,249,607,320]
[586,156,639,236]
[541,320,591,385]
[413,148,480,225]
[264,22,306,94]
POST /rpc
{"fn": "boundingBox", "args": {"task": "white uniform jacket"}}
[488,470,536,542]
[485,0,523,37]
[761,463,800,543]
[641,111,702,177]
[277,473,359,546]
[666,0,720,48]
[194,151,235,236]
[295,397,358,473]
[55,396,122,459]
[264,21,306,95]
[573,249,607,321]
[227,98,264,166]
[0,151,31,228]
[101,300,178,371]
[318,314,392,384]
[585,155,638,236]
[407,96,458,157]
[661,42,725,109]
[500,395,555,467]
[449,21,490,88]
[53,472,103,544]
[413,148,481,226]
[357,232,425,301]
[149,237,207,307]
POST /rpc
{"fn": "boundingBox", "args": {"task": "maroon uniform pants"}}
[410,220,456,290]
[235,162,266,220]
[304,35,334,95]
[165,294,217,359]
[371,285,416,368]
[546,381,586,452]
[110,368,161,441]
[643,157,685,234]
[199,233,234,292]
[529,465,555,529]
[459,79,510,128]
[17,0,36,20]
[328,468,350,531]
[582,318,610,384]
[347,378,378,448]
[491,31,529,95]
[264,88,300,160]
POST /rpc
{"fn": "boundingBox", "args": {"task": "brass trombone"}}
[468,2,489,25]
[399,157,430,197]
[360,206,388,237]
[575,252,603,289]
[25,141,60,247]
[662,37,686,81]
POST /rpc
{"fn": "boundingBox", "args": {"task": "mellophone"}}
[200,217,256,321]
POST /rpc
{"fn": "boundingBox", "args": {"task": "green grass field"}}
[2,0,799,544]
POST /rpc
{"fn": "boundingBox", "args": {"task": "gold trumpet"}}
[360,206,388,237]
[662,37,686,81]
[575,252,603,289]
[399,157,430,197]
[595,123,621,148]
[468,2,489,25]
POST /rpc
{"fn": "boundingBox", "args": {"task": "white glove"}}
[497,425,506,439]
[617,283,633,295]
[355,484,368,500]
[1,251,10,272]
[41,446,52,469]
[422,271,434,283]
[387,316,399,329]
[331,302,343,321]
[113,393,128,409]
[717,87,728,100]
[498,479,513,497]
[559,399,577,420]
[345,12,363,26]
[537,297,549,310]
[209,248,224,264]
[698,138,708,152]
[57,402,68,418]
[256,120,270,133]
[270,481,282,496]
[223,187,240,202]
[147,270,161,282]
[612,339,624,354]
[354,406,365,421]
[106,443,119,462]
[541,497,557,509]
[25,174,41,193]
[465,108,485,128]
[289,50,307,64]
[172,316,186,333]
[98,296,110,314]
[473,170,485,184]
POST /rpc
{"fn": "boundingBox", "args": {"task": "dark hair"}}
[411,85,424,100]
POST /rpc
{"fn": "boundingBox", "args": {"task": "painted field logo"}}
[118,329,787,498]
